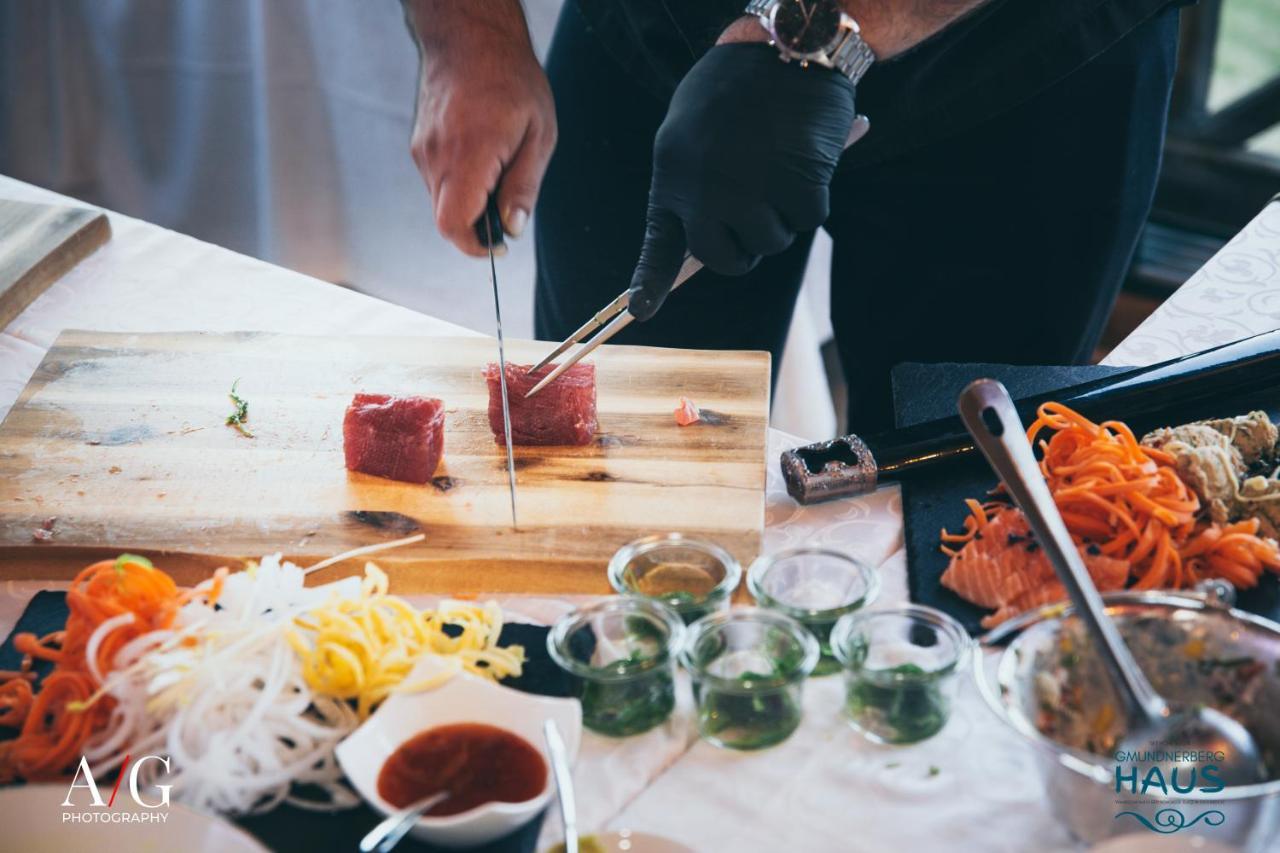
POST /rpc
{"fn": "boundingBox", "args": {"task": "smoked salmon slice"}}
[940,509,1129,629]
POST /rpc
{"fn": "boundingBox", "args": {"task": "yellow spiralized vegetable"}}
[286,563,525,718]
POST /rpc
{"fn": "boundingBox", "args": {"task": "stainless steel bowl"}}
[975,589,1280,851]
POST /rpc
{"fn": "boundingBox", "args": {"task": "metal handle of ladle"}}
[957,379,1169,729]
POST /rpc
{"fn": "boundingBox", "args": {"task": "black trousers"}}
[534,2,1180,435]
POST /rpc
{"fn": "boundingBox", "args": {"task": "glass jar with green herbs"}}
[680,607,818,750]
[547,597,684,737]
[608,534,742,625]
[747,547,879,676]
[832,605,970,745]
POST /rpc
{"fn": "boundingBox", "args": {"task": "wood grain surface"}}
[0,200,110,330]
[0,331,770,592]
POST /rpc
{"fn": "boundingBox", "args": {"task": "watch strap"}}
[829,26,876,86]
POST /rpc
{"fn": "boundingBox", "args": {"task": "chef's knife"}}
[476,197,518,528]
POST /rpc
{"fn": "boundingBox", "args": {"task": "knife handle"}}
[474,195,505,250]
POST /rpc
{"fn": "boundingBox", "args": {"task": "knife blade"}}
[476,197,518,528]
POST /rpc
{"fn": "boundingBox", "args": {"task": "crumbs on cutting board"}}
[31,516,57,543]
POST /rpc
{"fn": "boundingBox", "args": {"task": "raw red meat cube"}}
[343,394,445,484]
[674,396,701,426]
[484,362,597,446]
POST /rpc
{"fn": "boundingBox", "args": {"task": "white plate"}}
[0,784,267,853]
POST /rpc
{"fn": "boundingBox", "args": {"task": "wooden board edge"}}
[1,525,762,596]
[0,546,613,595]
[41,328,772,370]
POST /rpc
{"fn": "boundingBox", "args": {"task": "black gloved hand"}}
[628,43,857,322]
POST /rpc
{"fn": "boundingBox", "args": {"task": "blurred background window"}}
[1086,0,1280,363]
[1210,0,1280,155]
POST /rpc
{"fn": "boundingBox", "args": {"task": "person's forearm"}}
[843,0,990,58]
[402,0,555,253]
[720,0,992,60]
[401,0,534,63]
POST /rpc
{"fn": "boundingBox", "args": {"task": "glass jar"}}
[680,607,818,750]
[547,597,684,737]
[608,534,742,625]
[831,604,970,745]
[747,547,879,676]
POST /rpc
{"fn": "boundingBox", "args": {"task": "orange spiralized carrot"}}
[0,555,224,783]
[941,402,1280,592]
[939,498,1008,556]
[0,678,33,727]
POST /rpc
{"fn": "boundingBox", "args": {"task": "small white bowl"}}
[336,656,582,849]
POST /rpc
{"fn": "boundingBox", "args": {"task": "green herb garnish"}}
[225,379,254,437]
[845,662,951,744]
[579,669,675,737]
[928,765,940,777]
[113,554,154,573]
[697,683,803,750]
[575,622,675,737]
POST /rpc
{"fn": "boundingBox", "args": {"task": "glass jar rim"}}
[546,596,685,683]
[608,533,743,608]
[747,546,880,620]
[830,604,972,680]
[678,606,820,692]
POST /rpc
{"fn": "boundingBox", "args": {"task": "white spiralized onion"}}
[83,628,189,769]
[84,612,135,685]
[89,556,365,815]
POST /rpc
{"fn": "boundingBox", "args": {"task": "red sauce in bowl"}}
[377,723,548,816]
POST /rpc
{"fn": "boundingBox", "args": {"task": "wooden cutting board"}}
[0,200,111,330]
[0,330,770,592]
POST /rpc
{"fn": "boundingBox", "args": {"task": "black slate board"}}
[0,593,568,853]
[894,362,1280,635]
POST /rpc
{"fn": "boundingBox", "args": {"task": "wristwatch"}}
[745,0,875,85]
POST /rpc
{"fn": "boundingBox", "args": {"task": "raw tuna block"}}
[484,362,597,446]
[343,394,445,484]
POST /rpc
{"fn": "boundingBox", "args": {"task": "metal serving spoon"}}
[359,791,451,853]
[544,718,579,853]
[958,378,1267,787]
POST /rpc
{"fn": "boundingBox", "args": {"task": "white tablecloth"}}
[2,174,1278,851]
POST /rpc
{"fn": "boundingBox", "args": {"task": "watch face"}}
[773,0,842,54]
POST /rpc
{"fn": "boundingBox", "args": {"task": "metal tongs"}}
[524,253,703,398]
[524,119,872,401]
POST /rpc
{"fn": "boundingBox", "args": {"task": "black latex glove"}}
[628,43,857,322]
